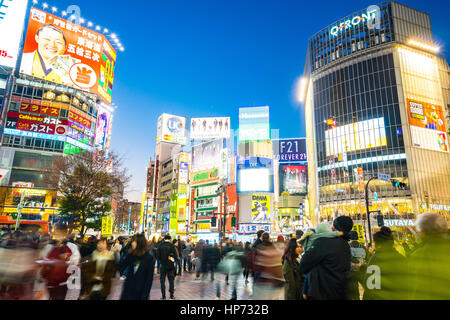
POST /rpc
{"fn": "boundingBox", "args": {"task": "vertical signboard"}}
[0,0,28,68]
[251,194,271,223]
[239,106,270,141]
[156,113,187,145]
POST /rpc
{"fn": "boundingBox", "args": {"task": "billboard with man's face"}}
[20,7,117,104]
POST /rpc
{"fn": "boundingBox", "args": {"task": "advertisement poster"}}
[273,138,307,163]
[251,194,271,223]
[95,105,113,150]
[239,106,270,141]
[190,117,230,140]
[156,113,187,145]
[191,139,223,172]
[20,7,116,104]
[0,0,28,68]
[407,99,446,132]
[6,111,68,135]
[407,99,448,153]
[279,165,307,196]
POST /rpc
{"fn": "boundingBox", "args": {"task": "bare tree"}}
[43,150,130,237]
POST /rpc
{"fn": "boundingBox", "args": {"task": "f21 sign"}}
[273,138,307,163]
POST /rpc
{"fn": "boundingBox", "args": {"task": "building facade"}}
[305,1,450,223]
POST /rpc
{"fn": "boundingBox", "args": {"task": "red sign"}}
[20,102,60,117]
[226,184,238,232]
[6,111,68,135]
[68,109,92,129]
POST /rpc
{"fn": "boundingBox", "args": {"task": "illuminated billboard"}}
[279,165,307,196]
[273,138,307,163]
[0,0,28,68]
[94,105,113,150]
[239,106,270,141]
[237,157,273,193]
[191,139,224,173]
[407,99,448,152]
[190,117,230,140]
[20,7,117,104]
[325,117,387,157]
[156,113,187,145]
[251,194,271,223]
[6,111,68,136]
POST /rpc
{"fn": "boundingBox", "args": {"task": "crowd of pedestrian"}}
[0,212,448,300]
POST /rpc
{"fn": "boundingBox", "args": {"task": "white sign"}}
[377,173,391,182]
[0,0,28,68]
[239,223,271,234]
[384,219,414,227]
[190,117,230,140]
[410,126,448,153]
[156,113,187,145]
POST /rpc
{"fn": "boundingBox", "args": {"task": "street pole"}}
[15,191,27,231]
[365,177,377,248]
[127,204,131,235]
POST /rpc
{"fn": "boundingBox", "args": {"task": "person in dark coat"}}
[299,216,353,300]
[282,238,303,300]
[119,234,155,300]
[156,234,178,299]
[363,227,406,300]
[203,243,221,281]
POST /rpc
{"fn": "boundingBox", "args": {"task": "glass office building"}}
[305,1,450,222]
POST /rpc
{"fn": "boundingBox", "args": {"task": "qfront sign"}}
[330,8,378,37]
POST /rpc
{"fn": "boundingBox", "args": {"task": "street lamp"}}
[215,180,228,243]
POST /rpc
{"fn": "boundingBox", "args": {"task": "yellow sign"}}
[101,216,113,236]
[352,224,365,244]
[17,189,47,196]
[251,194,271,223]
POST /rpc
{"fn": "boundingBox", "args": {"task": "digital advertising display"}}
[273,138,307,163]
[191,139,224,173]
[407,99,448,153]
[237,156,273,193]
[94,105,113,150]
[279,165,307,196]
[20,7,117,104]
[156,113,187,145]
[251,194,271,223]
[239,106,270,141]
[190,117,230,140]
[0,0,28,68]
[6,111,68,136]
[325,117,387,157]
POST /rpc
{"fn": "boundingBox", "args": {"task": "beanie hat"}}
[333,216,354,234]
[277,235,285,242]
[315,223,332,234]
[295,230,304,238]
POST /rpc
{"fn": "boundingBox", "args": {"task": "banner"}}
[101,216,113,236]
[190,117,230,140]
[6,111,68,135]
[407,99,446,132]
[94,105,112,150]
[279,165,307,196]
[20,7,116,104]
[273,139,307,163]
[251,194,271,223]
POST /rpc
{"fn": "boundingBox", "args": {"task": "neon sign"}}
[330,9,378,37]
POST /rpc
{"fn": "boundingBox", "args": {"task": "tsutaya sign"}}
[384,219,414,227]
[330,6,380,37]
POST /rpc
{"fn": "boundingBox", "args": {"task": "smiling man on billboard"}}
[20,24,78,85]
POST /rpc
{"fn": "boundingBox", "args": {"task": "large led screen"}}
[239,106,270,141]
[238,168,273,193]
[279,165,307,196]
[325,117,387,157]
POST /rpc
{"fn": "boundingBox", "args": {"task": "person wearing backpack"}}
[156,234,178,300]
[347,231,370,300]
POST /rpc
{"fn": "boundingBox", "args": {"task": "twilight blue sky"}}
[41,0,450,202]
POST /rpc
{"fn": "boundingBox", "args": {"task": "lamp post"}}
[365,176,378,247]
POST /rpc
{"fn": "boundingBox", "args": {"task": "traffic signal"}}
[377,214,384,227]
[211,216,217,227]
[231,217,236,227]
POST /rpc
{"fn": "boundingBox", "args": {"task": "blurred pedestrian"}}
[363,227,406,300]
[243,242,252,285]
[80,237,116,300]
[252,232,285,300]
[40,223,80,300]
[299,216,353,300]
[203,242,221,281]
[156,235,177,300]
[120,234,155,300]
[347,231,370,300]
[407,213,450,300]
[173,239,182,276]
[182,239,193,272]
[193,240,205,280]
[282,238,303,300]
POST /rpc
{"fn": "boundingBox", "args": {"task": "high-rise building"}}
[304,1,450,224]
[0,5,118,227]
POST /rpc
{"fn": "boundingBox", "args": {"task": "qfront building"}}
[304,1,450,223]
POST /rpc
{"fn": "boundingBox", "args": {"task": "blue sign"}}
[167,117,183,133]
[237,156,272,169]
[273,138,307,163]
[239,223,271,234]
